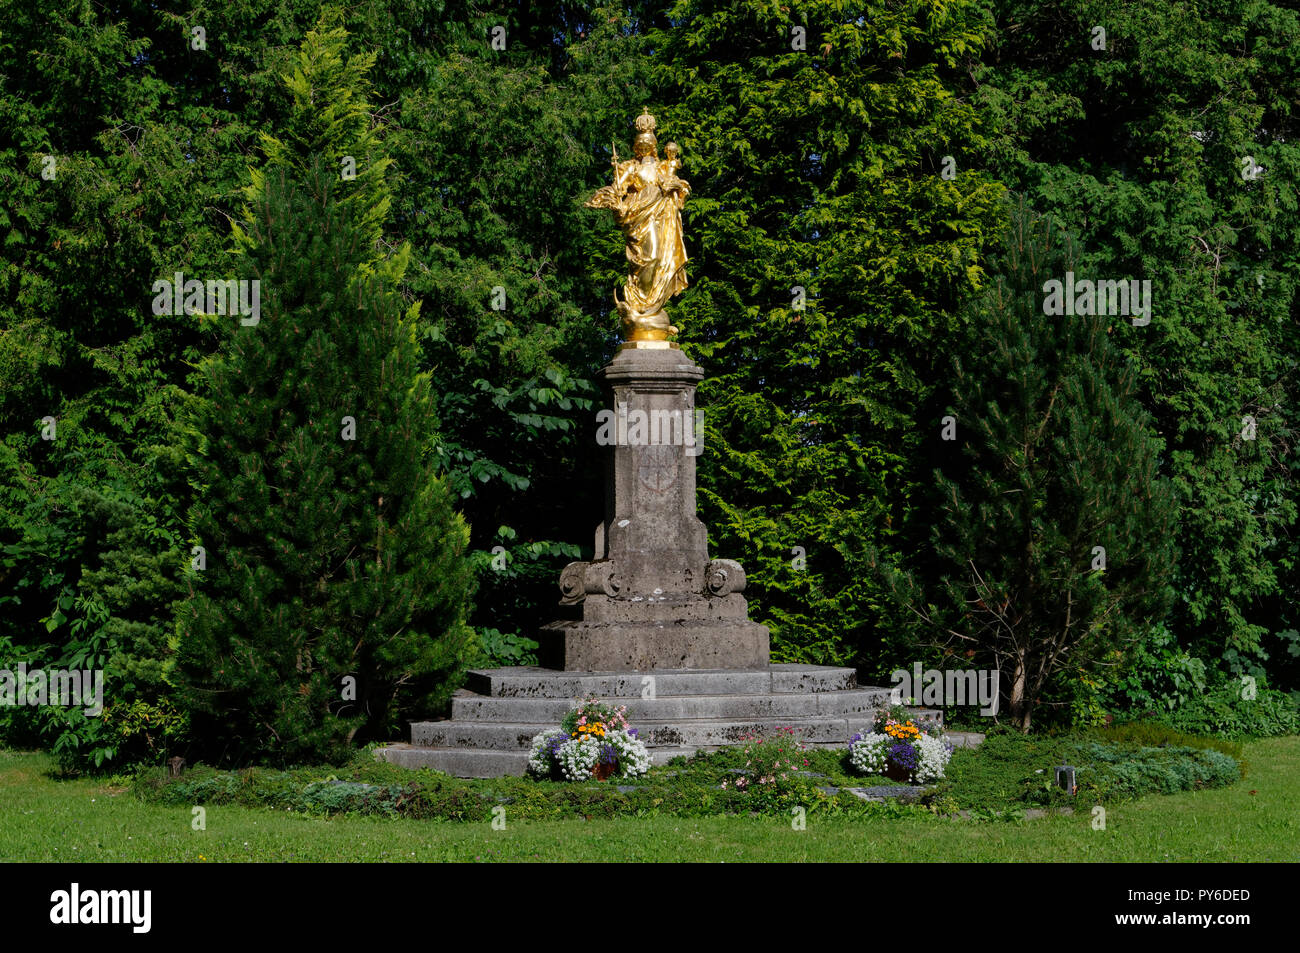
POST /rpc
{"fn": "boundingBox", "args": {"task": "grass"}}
[2,736,1298,861]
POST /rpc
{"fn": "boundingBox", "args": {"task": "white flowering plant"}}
[526,697,651,781]
[847,708,953,783]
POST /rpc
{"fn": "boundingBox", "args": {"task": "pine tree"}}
[880,198,1179,731]
[175,22,475,764]
[973,0,1300,676]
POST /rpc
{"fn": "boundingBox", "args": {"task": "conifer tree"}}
[642,0,1008,667]
[176,22,475,764]
[880,198,1179,731]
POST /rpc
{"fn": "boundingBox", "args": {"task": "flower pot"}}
[883,761,913,783]
[593,761,616,781]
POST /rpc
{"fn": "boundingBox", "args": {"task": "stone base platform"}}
[375,663,944,779]
[537,619,770,671]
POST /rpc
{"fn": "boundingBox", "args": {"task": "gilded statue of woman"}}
[585,110,690,345]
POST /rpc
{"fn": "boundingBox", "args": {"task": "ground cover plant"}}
[121,728,1243,824]
[933,729,1242,818]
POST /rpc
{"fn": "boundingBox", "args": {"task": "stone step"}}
[411,715,896,750]
[464,663,857,699]
[450,687,892,722]
[375,744,696,779]
[376,731,962,780]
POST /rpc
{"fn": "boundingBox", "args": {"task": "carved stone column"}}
[539,347,770,670]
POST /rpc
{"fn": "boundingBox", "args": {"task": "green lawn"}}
[2,738,1297,862]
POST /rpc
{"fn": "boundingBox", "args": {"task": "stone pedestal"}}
[377,346,960,779]
[538,347,770,670]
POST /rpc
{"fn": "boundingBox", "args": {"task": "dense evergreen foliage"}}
[2,0,1296,766]
[880,198,1179,730]
[175,24,476,764]
[645,0,1007,667]
[970,0,1300,685]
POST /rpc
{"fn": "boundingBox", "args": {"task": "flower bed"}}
[720,726,808,791]
[849,708,952,783]
[527,696,652,781]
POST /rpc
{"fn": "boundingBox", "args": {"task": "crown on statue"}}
[635,109,657,134]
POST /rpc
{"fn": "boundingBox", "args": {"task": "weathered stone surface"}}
[376,745,529,779]
[411,714,885,750]
[385,664,948,777]
[902,707,944,731]
[846,785,930,802]
[579,592,752,624]
[592,349,709,599]
[771,666,857,694]
[449,687,891,722]
[464,663,857,698]
[538,619,770,671]
[540,347,770,670]
[374,743,693,779]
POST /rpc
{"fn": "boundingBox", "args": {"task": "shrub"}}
[1160,682,1299,739]
[720,727,808,792]
[471,628,539,668]
[1091,721,1244,762]
[1073,743,1240,801]
[1096,623,1208,717]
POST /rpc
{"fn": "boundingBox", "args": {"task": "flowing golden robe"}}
[586,154,690,340]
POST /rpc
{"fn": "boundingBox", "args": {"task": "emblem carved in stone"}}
[636,444,678,492]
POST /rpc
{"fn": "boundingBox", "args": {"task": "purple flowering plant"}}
[846,704,952,782]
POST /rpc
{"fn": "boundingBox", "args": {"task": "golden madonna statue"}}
[585,110,690,347]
